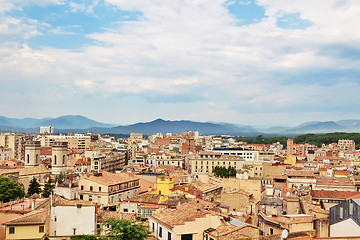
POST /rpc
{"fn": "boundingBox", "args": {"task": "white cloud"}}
[1,0,360,124]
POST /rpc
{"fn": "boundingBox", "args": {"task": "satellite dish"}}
[282,229,288,239]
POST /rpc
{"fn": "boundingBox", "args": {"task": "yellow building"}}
[150,176,174,195]
[188,151,243,174]
[4,209,49,240]
[285,155,297,166]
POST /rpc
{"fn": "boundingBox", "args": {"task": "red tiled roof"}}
[311,190,359,199]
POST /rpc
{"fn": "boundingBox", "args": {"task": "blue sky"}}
[1,0,360,126]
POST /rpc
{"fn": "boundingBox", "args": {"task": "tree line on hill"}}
[235,132,360,149]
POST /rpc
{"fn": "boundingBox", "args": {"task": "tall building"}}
[0,133,24,160]
[181,139,195,154]
[338,139,356,151]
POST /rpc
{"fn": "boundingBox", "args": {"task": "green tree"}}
[101,218,149,240]
[55,172,65,184]
[70,235,97,240]
[27,177,41,196]
[214,166,236,178]
[228,166,237,177]
[0,176,25,202]
[42,177,55,198]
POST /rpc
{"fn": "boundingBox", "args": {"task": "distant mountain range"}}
[1,115,360,136]
[0,115,115,132]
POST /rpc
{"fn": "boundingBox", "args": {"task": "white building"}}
[49,196,96,237]
[40,126,54,134]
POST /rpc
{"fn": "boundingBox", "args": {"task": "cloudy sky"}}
[1,0,360,126]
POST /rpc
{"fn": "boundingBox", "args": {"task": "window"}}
[80,195,83,200]
[123,208,128,212]
[99,187,102,191]
[39,226,44,233]
[159,227,162,237]
[89,195,93,202]
[54,216,57,222]
[9,227,15,234]
[340,207,343,219]
[73,228,76,235]
[350,202,354,215]
[270,228,274,235]
[135,190,137,196]
[81,185,84,190]
[127,192,130,199]
[90,186,93,191]
[111,196,114,204]
[152,222,155,231]
[119,194,123,201]
[168,232,172,240]
[97,196,102,203]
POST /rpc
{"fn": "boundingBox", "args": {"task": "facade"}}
[149,200,222,240]
[0,133,24,160]
[188,151,244,174]
[0,165,50,190]
[212,148,259,161]
[51,142,68,175]
[24,141,41,168]
[78,171,140,205]
[330,198,360,237]
[49,197,96,237]
[39,126,54,134]
[0,147,11,162]
[37,134,91,150]
[338,139,356,151]
[4,209,49,240]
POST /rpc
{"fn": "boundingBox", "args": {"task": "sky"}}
[1,0,360,127]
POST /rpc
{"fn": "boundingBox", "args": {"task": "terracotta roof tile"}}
[84,171,138,186]
[4,208,49,225]
[311,190,359,199]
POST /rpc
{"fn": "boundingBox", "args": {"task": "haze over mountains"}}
[0,115,360,136]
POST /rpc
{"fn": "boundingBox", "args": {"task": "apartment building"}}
[0,147,12,161]
[187,151,244,174]
[0,133,24,160]
[212,148,259,161]
[78,171,140,205]
[36,134,90,150]
[338,139,356,151]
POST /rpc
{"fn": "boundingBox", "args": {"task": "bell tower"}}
[24,141,41,167]
[51,141,68,174]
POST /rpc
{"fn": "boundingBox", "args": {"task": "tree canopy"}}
[213,166,236,178]
[42,177,55,198]
[101,218,149,240]
[27,177,41,196]
[70,235,97,240]
[0,176,25,202]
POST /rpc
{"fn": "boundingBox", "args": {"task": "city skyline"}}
[1,0,360,126]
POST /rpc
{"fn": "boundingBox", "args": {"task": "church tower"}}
[24,141,41,167]
[51,141,68,174]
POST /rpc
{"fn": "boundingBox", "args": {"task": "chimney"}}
[31,199,35,210]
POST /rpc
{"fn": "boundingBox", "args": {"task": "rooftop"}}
[83,171,138,186]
